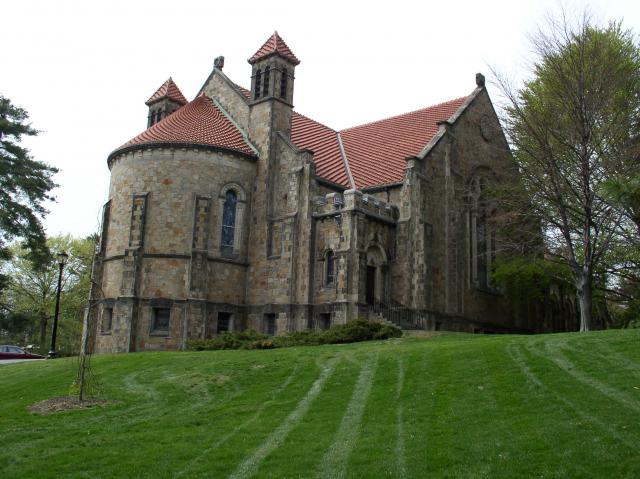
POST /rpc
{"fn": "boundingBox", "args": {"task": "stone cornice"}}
[107,142,258,167]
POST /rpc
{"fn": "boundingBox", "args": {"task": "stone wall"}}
[202,70,251,131]
[414,88,517,329]
[95,146,257,352]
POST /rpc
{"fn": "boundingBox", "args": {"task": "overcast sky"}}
[2,0,638,239]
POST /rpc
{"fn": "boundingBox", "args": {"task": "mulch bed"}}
[28,396,107,415]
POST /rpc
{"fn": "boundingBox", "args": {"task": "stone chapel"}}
[90,32,567,353]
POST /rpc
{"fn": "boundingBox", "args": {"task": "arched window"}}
[263,66,270,96]
[280,68,288,98]
[220,190,237,256]
[469,176,492,288]
[325,250,335,286]
[365,245,387,305]
[254,69,262,99]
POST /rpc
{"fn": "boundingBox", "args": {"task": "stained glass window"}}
[221,190,237,256]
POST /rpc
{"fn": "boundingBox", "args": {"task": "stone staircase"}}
[366,301,427,330]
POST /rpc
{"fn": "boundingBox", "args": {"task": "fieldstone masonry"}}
[88,35,574,354]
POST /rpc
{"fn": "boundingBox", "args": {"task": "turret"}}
[145,77,188,128]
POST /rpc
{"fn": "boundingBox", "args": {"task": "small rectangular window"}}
[217,312,232,334]
[264,313,276,336]
[152,308,171,334]
[101,308,113,334]
[319,313,331,331]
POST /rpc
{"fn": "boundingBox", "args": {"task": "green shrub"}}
[186,320,402,351]
[320,319,402,344]
[245,339,276,349]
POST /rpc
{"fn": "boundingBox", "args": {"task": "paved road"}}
[0,359,46,365]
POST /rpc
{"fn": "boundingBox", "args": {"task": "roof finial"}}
[476,73,485,87]
[214,56,225,70]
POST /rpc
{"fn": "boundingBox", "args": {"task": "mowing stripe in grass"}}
[395,356,407,479]
[123,371,162,401]
[561,336,640,380]
[540,339,640,413]
[316,354,378,479]
[507,342,636,449]
[228,357,339,479]
[174,362,303,478]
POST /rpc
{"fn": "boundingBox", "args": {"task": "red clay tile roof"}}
[339,97,467,188]
[113,95,255,157]
[248,32,300,66]
[229,81,466,188]
[231,81,348,185]
[122,72,468,187]
[145,77,188,106]
[291,113,349,187]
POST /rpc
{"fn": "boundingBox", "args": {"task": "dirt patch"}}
[28,396,107,415]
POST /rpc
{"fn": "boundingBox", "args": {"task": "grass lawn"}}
[1,329,639,478]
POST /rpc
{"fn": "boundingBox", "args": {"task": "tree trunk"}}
[576,272,593,332]
[39,313,48,351]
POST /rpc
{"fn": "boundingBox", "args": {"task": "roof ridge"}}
[336,132,355,189]
[340,96,468,132]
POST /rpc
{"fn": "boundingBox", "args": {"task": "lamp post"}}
[48,251,69,359]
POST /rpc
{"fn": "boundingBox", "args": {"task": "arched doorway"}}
[365,245,387,305]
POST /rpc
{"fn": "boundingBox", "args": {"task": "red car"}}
[0,345,45,360]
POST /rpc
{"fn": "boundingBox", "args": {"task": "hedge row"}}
[186,319,402,351]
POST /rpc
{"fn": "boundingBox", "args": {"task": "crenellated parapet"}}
[313,189,398,224]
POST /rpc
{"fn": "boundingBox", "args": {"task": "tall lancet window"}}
[325,250,335,286]
[280,68,288,98]
[469,176,492,289]
[254,69,262,99]
[263,66,270,96]
[221,190,237,256]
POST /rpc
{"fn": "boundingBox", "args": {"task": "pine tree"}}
[0,95,58,292]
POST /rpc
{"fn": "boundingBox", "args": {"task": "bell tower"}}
[245,32,304,314]
[248,31,300,140]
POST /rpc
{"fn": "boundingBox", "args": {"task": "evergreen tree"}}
[0,95,58,293]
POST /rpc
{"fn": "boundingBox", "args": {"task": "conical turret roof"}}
[111,94,255,160]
